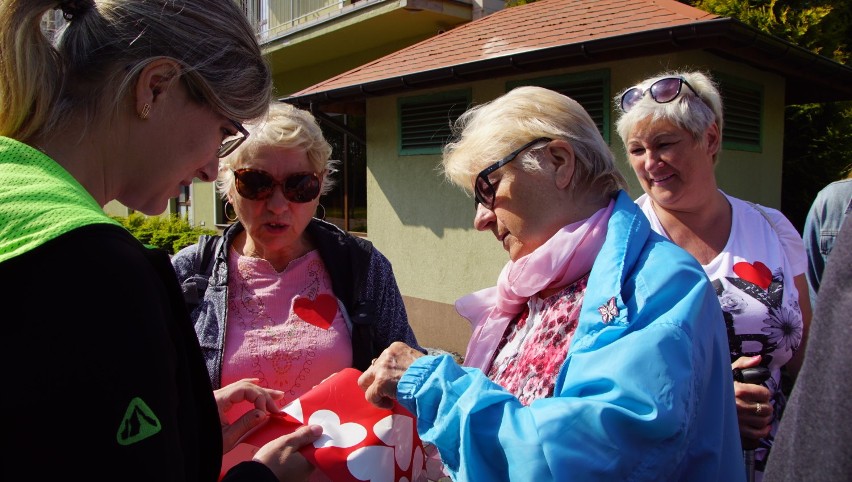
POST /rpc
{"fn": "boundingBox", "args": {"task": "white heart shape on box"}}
[348,445,395,482]
[374,414,414,471]
[310,409,368,449]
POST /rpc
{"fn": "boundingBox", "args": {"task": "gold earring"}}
[225,201,238,222]
[139,103,151,120]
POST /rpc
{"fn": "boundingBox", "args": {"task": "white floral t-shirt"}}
[637,190,806,479]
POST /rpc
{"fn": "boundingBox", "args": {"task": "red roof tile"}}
[293,0,718,96]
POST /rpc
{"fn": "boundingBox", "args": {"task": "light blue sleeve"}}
[397,297,708,481]
[395,194,743,482]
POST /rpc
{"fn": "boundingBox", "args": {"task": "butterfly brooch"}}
[598,296,619,324]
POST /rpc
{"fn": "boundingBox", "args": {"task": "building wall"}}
[191,181,222,232]
[366,52,786,353]
[103,200,131,217]
[271,35,438,96]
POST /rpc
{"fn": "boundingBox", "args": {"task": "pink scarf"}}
[457,200,614,372]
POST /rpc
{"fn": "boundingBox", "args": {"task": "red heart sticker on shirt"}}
[733,261,773,290]
[293,294,338,330]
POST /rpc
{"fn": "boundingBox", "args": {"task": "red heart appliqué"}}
[293,294,338,330]
[733,261,773,290]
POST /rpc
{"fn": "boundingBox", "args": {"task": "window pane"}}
[320,113,367,233]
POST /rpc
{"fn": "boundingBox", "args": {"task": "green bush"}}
[111,213,218,255]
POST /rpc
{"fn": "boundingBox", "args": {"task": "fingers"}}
[358,365,394,409]
[279,424,324,448]
[731,354,761,370]
[739,408,773,440]
[222,409,269,454]
[358,342,424,410]
[357,366,375,391]
[253,425,323,482]
[734,381,772,406]
[215,379,285,417]
[734,383,774,440]
[364,380,396,410]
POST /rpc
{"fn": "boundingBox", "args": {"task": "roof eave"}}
[281,18,852,108]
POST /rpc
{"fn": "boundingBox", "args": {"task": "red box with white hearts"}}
[221,368,427,482]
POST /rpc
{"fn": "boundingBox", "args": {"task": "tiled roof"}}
[292,0,719,96]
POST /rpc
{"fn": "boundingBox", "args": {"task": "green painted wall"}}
[190,180,221,232]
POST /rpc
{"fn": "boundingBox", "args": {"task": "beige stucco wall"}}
[365,51,786,353]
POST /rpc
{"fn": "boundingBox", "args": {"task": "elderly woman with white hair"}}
[172,102,422,453]
[358,86,745,481]
[614,71,812,482]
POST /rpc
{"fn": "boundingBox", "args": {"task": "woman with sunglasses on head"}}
[357,85,745,481]
[0,1,325,481]
[171,102,422,479]
[615,70,812,482]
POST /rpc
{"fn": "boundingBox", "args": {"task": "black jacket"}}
[1,224,278,480]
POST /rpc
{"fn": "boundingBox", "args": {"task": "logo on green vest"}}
[117,397,162,445]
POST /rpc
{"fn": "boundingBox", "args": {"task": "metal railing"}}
[239,0,353,41]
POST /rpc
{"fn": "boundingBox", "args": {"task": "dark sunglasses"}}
[217,119,250,158]
[233,168,321,202]
[619,77,700,113]
[473,137,552,210]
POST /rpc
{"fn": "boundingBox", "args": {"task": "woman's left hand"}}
[731,356,773,442]
[357,342,425,409]
[215,378,286,453]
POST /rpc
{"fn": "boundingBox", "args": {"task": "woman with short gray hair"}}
[615,70,812,482]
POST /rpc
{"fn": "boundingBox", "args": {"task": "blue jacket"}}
[396,191,745,482]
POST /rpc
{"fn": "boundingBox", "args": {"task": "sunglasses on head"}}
[232,168,321,202]
[619,77,700,113]
[473,137,552,210]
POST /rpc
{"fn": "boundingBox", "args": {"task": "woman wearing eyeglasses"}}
[0,1,325,481]
[357,85,745,481]
[615,71,812,482]
[171,103,422,474]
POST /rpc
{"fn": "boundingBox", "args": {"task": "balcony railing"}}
[239,0,355,42]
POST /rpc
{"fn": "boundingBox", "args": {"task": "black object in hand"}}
[733,366,771,384]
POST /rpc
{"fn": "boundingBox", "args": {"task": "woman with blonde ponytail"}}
[0,1,322,481]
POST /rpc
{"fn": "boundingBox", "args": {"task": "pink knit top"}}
[220,248,353,424]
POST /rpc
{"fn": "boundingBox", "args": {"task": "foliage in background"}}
[685,0,852,231]
[111,213,218,255]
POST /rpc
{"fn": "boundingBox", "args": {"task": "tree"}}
[686,0,852,231]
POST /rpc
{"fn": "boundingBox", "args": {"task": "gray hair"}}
[0,0,271,141]
[218,102,339,199]
[615,71,723,162]
[442,85,627,197]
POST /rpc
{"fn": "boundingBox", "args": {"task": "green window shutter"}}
[718,77,763,152]
[398,91,471,155]
[507,69,611,142]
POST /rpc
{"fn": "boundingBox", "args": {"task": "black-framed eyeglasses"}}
[473,137,552,210]
[619,77,700,113]
[217,119,249,158]
[233,168,321,202]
